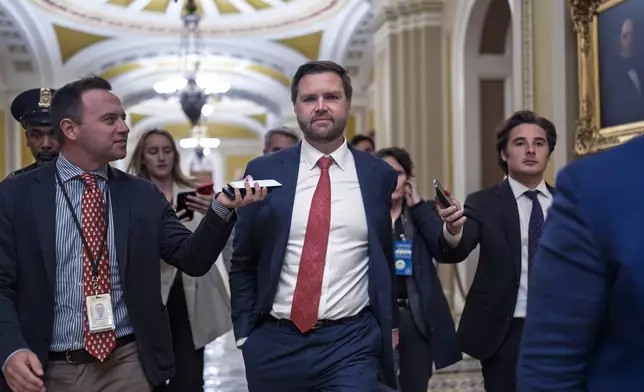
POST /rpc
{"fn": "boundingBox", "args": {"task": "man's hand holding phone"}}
[434,182,467,236]
[216,175,268,209]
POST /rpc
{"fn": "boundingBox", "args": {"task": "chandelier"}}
[159,0,226,151]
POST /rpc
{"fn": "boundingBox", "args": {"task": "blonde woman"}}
[128,128,232,391]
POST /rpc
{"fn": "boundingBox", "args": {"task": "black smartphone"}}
[176,191,196,221]
[221,180,283,200]
[433,179,454,208]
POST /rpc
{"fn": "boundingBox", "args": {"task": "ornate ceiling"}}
[32,0,347,36]
[0,0,376,140]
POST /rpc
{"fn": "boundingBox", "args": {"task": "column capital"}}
[373,0,444,36]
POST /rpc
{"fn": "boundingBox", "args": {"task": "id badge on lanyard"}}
[394,238,413,276]
[56,170,116,333]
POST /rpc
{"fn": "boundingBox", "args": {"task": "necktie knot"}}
[318,156,333,171]
[524,190,540,202]
[80,173,97,188]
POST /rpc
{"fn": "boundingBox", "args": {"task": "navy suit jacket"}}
[517,136,644,391]
[0,162,234,388]
[229,142,399,388]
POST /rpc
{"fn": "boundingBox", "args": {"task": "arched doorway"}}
[451,0,518,294]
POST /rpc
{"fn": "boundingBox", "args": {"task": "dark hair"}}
[376,147,413,177]
[290,61,353,104]
[264,126,299,148]
[50,75,113,143]
[495,110,557,174]
[350,134,375,149]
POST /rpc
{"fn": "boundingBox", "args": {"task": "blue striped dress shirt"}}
[1,155,235,370]
[50,155,134,351]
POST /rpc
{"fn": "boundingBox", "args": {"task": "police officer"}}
[6,87,59,177]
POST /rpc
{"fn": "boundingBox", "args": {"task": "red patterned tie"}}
[81,173,116,361]
[290,156,334,333]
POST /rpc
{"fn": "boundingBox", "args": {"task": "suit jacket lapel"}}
[496,180,522,279]
[108,167,130,280]
[32,163,57,290]
[269,144,301,278]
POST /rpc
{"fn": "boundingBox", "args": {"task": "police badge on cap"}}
[10,87,56,128]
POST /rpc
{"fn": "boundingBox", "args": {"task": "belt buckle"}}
[65,351,74,364]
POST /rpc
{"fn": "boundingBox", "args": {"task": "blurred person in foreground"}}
[128,128,232,392]
[517,138,644,390]
[377,147,461,392]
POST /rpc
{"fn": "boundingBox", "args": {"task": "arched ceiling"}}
[2,0,376,139]
[33,0,346,36]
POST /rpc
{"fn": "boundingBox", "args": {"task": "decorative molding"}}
[374,0,444,30]
[373,0,444,34]
[0,4,38,82]
[32,0,346,37]
[522,0,534,109]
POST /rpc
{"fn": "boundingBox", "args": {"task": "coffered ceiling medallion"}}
[31,0,347,36]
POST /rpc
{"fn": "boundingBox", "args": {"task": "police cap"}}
[10,88,56,127]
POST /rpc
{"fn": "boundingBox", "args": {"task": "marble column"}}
[372,0,454,305]
[373,0,446,199]
[2,90,22,175]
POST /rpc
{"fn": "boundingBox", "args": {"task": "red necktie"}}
[290,156,334,332]
[81,173,116,361]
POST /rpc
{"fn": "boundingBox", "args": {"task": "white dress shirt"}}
[270,138,370,321]
[443,177,552,318]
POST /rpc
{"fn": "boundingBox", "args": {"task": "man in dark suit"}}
[0,76,265,392]
[517,138,644,391]
[435,111,557,392]
[6,88,60,178]
[230,60,399,391]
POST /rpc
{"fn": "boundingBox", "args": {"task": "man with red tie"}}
[230,60,399,391]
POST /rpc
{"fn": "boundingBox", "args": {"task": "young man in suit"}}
[6,88,60,178]
[436,110,557,392]
[517,138,644,390]
[0,76,266,392]
[229,60,399,391]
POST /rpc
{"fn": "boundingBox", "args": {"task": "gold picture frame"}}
[570,0,644,155]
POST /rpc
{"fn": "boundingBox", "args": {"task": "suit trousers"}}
[44,341,152,392]
[397,308,432,392]
[243,309,382,392]
[480,318,524,392]
[154,273,205,392]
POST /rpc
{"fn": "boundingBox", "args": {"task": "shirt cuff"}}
[442,223,462,247]
[2,349,29,372]
[236,337,247,349]
[211,198,235,222]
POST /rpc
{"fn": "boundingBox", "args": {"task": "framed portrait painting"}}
[571,0,644,155]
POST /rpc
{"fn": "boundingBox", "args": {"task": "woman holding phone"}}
[128,128,232,392]
[376,147,462,392]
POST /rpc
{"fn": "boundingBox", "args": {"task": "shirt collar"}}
[507,176,550,200]
[300,137,349,171]
[56,154,109,183]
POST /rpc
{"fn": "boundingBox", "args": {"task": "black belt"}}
[48,334,135,364]
[397,298,410,309]
[266,307,370,331]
